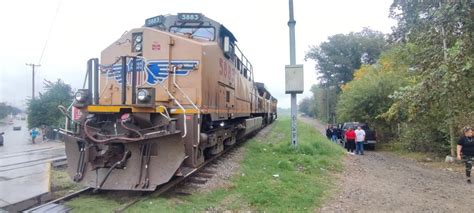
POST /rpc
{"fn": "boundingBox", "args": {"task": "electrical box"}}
[285,64,304,94]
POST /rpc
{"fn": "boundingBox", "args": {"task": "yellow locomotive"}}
[64,13,277,191]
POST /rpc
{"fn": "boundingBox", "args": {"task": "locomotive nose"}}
[63,117,186,191]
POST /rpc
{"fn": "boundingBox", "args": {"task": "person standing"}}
[355,126,366,155]
[457,127,473,184]
[31,128,38,144]
[330,126,337,143]
[336,125,343,145]
[0,132,4,146]
[345,127,356,155]
[326,125,332,140]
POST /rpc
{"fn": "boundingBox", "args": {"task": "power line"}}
[27,0,62,102]
[38,0,62,65]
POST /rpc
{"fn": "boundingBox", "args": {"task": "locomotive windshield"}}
[169,26,215,41]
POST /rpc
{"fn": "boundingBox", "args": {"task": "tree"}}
[305,28,387,86]
[298,96,315,117]
[309,84,338,123]
[386,1,474,156]
[0,103,21,120]
[337,45,412,141]
[27,79,73,129]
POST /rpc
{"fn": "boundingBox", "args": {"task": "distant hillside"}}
[277,107,291,116]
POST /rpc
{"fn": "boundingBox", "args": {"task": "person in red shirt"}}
[345,127,356,155]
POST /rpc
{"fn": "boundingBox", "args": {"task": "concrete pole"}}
[289,0,296,65]
[288,0,297,147]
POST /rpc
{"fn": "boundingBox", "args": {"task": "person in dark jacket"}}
[457,127,473,183]
[335,125,343,145]
[326,125,332,140]
[0,132,4,146]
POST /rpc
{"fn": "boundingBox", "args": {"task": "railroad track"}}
[114,141,246,212]
[23,187,92,213]
[23,128,261,213]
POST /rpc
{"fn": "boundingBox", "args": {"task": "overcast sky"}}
[0,0,396,109]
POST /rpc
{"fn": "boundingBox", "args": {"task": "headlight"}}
[132,32,143,53]
[135,35,142,43]
[75,91,88,102]
[134,43,142,52]
[137,89,150,102]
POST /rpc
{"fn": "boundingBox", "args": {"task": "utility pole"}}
[326,86,329,122]
[285,0,304,148]
[26,63,40,100]
[288,0,296,66]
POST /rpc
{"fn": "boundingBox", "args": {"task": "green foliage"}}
[310,84,338,123]
[298,96,316,117]
[336,45,411,141]
[305,28,387,124]
[26,79,73,129]
[397,120,450,154]
[385,1,474,155]
[0,103,21,120]
[305,28,387,86]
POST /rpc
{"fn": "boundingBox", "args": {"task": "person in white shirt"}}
[355,126,366,155]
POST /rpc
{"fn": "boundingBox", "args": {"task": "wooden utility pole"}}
[26,63,40,100]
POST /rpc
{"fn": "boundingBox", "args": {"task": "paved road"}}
[298,116,474,212]
[1,118,45,153]
[0,118,65,209]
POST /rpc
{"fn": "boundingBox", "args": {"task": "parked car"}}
[342,122,377,150]
[13,126,22,131]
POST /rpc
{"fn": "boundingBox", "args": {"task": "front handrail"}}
[172,66,201,146]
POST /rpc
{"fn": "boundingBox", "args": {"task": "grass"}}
[66,116,345,212]
[50,168,83,198]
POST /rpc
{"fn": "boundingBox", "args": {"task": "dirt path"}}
[299,116,474,213]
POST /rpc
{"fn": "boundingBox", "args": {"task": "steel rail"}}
[23,187,92,213]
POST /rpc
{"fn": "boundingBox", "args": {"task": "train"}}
[62,13,277,191]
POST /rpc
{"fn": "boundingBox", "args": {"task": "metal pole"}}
[288,0,296,65]
[291,93,297,145]
[93,58,99,105]
[131,57,137,104]
[87,59,93,102]
[26,63,41,100]
[288,0,297,147]
[121,56,127,105]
